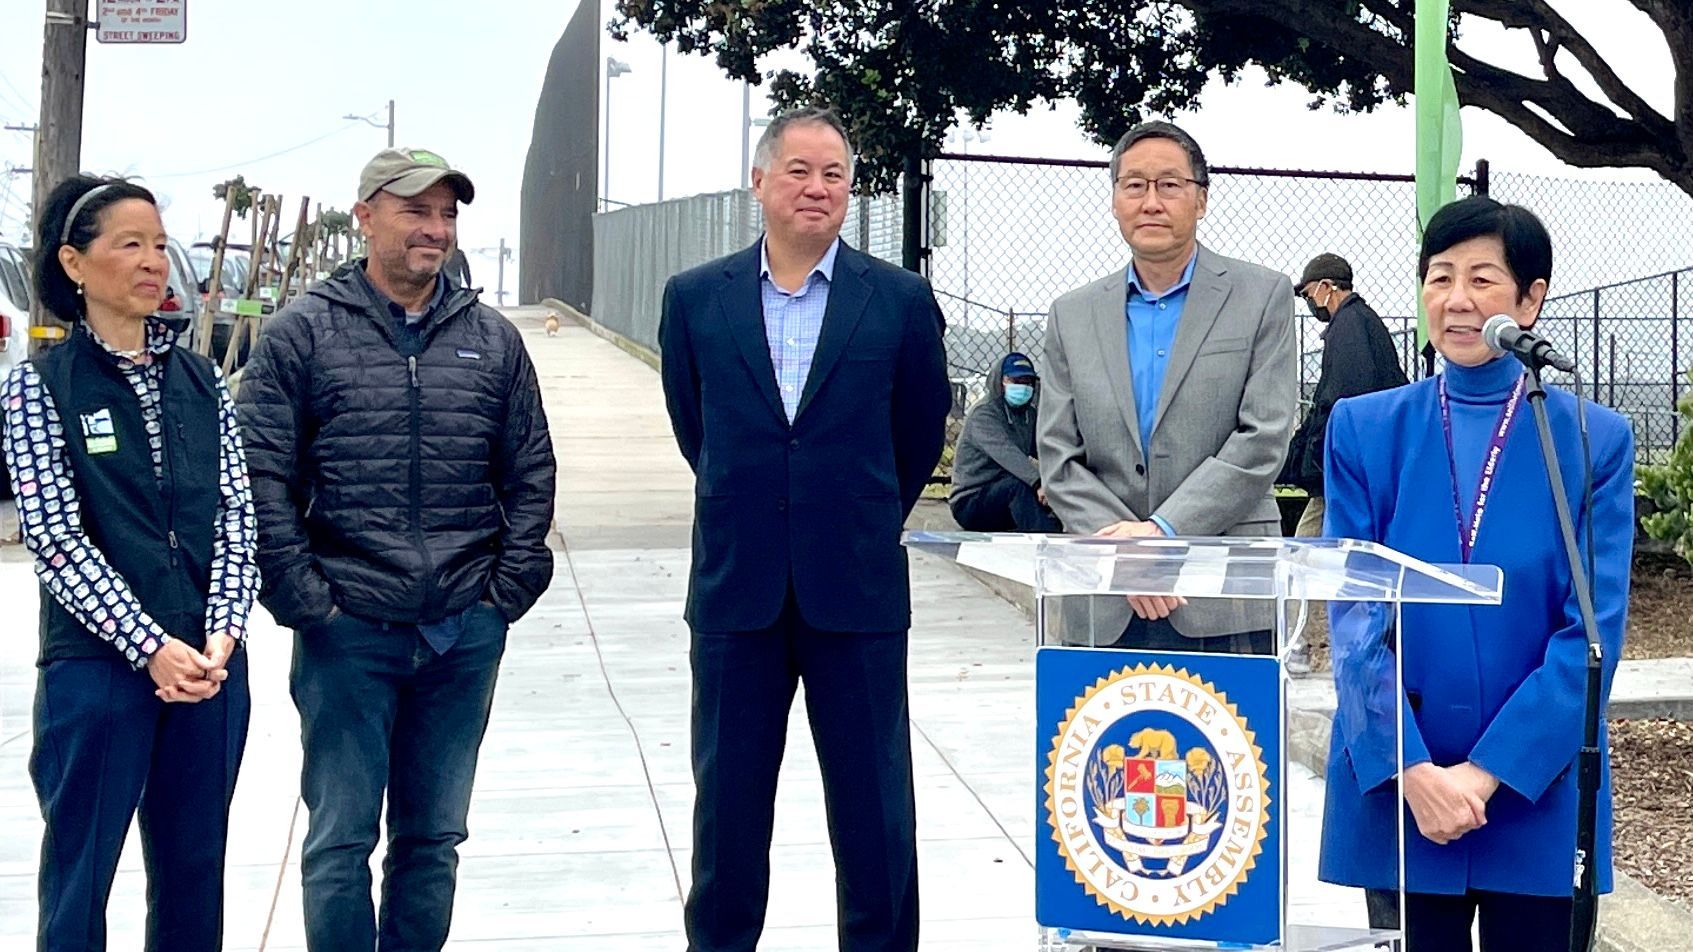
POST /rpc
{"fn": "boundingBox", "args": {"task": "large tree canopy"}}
[610,1,1691,194]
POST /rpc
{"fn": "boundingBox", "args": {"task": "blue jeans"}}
[33,650,250,952]
[290,603,508,952]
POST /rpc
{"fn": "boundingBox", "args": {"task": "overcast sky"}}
[0,1,1674,292]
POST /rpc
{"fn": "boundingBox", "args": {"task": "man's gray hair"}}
[1109,120,1210,187]
[751,106,856,180]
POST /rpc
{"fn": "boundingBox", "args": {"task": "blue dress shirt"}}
[1126,252,1198,534]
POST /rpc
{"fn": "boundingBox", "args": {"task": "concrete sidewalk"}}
[8,309,1675,949]
[0,310,1042,948]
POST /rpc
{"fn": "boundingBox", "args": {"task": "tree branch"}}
[1458,0,1670,135]
[1447,45,1683,177]
[1201,0,1416,91]
[1623,0,1693,159]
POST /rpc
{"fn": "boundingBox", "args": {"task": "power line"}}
[0,173,27,236]
[146,122,362,180]
[0,67,33,117]
[0,199,27,241]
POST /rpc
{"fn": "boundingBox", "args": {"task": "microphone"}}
[1483,313,1577,373]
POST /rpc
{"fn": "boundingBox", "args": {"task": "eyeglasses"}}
[1115,176,1204,199]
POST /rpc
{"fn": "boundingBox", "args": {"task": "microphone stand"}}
[1520,362,1603,952]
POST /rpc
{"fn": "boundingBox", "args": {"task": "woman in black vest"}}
[0,176,258,951]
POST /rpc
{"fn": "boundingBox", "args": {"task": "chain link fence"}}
[927,153,1475,411]
[927,155,1693,466]
[1486,172,1693,463]
[1536,270,1690,463]
[585,158,1692,469]
[589,189,901,353]
[590,190,761,352]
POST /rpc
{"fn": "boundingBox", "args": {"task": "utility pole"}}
[343,99,396,148]
[496,237,509,306]
[31,0,90,352]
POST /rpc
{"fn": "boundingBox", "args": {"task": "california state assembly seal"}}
[1043,663,1271,926]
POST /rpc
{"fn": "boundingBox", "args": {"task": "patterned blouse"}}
[1,319,259,667]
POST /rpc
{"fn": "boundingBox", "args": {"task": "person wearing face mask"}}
[235,148,556,951]
[1283,253,1407,540]
[950,352,1063,532]
[1317,197,1633,950]
[1,175,259,951]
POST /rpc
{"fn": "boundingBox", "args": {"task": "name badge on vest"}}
[80,408,118,455]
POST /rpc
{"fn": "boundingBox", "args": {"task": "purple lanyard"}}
[1437,374,1525,562]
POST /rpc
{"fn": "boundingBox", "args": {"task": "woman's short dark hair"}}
[1417,195,1552,302]
[33,175,158,323]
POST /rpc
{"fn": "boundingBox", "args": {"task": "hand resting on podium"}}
[1092,519,1190,620]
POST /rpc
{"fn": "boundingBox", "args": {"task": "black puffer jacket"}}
[235,263,555,630]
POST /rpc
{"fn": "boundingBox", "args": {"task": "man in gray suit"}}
[1037,120,1296,653]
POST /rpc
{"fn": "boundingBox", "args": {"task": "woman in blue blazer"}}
[1317,196,1634,951]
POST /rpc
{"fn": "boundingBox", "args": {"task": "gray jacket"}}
[950,370,1040,501]
[1037,245,1297,638]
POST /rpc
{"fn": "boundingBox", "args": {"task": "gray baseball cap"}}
[357,147,475,204]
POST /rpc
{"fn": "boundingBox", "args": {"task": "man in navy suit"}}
[659,106,950,952]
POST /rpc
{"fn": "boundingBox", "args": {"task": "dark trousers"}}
[685,590,919,952]
[291,604,508,952]
[949,473,1062,533]
[1115,615,1274,655]
[1366,888,1576,951]
[32,650,251,952]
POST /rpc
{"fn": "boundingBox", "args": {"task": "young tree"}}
[612,1,1692,193]
[1640,369,1693,566]
[212,175,260,219]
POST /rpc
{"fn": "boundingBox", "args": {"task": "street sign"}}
[95,2,187,44]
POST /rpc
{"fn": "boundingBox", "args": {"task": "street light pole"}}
[658,42,668,202]
[604,57,631,210]
[739,85,772,191]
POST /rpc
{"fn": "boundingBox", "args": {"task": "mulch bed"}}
[1610,717,1692,905]
[1626,551,1692,660]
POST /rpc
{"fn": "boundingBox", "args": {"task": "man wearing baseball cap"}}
[1285,251,1408,531]
[236,148,556,950]
[949,351,1063,532]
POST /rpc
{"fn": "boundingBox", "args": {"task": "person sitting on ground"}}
[949,352,1062,532]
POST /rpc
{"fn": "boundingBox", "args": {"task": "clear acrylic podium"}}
[903,532,1504,951]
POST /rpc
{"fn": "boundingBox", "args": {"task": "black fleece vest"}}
[31,329,220,665]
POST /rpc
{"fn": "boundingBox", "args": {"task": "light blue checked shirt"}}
[760,237,840,421]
